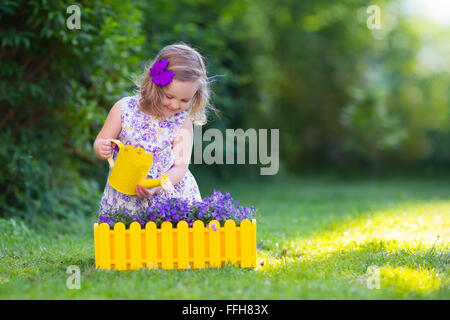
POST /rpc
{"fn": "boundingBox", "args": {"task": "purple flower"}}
[149,59,169,76]
[98,214,115,227]
[98,190,257,229]
[149,59,175,87]
[153,70,175,86]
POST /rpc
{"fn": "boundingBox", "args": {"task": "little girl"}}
[93,43,214,217]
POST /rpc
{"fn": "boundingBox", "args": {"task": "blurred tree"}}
[0,0,144,218]
[245,0,449,172]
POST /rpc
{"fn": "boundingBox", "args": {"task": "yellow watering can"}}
[107,139,172,196]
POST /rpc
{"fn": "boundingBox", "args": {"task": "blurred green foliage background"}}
[0,0,449,219]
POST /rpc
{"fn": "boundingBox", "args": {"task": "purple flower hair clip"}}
[149,59,175,86]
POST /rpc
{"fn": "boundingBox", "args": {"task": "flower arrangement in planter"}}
[94,190,257,270]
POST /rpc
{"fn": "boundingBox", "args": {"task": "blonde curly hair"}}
[133,42,217,125]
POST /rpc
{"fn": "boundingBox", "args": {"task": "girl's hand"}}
[96,138,115,160]
[135,185,162,198]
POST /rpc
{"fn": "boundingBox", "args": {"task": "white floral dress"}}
[98,95,202,216]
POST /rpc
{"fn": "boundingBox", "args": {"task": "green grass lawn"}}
[0,174,448,299]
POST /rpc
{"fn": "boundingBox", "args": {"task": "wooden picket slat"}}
[251,219,257,267]
[176,221,189,269]
[161,222,173,269]
[224,220,236,265]
[114,223,126,270]
[240,219,252,267]
[193,220,205,268]
[145,222,158,269]
[208,220,221,267]
[94,223,99,268]
[129,222,142,270]
[98,223,111,269]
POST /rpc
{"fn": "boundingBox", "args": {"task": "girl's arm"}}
[136,116,193,198]
[93,99,123,159]
[165,116,194,185]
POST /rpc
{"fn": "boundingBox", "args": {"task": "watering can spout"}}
[141,173,171,190]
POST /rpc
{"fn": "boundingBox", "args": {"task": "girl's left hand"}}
[136,185,162,198]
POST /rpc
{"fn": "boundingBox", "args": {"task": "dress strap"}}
[119,96,134,129]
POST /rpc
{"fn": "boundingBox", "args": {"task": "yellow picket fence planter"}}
[94,219,257,270]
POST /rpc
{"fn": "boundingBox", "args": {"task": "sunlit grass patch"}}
[255,201,449,296]
[259,201,449,259]
[376,265,442,294]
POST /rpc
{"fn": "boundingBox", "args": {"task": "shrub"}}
[0,0,144,220]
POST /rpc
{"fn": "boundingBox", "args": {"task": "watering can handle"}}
[107,139,123,169]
